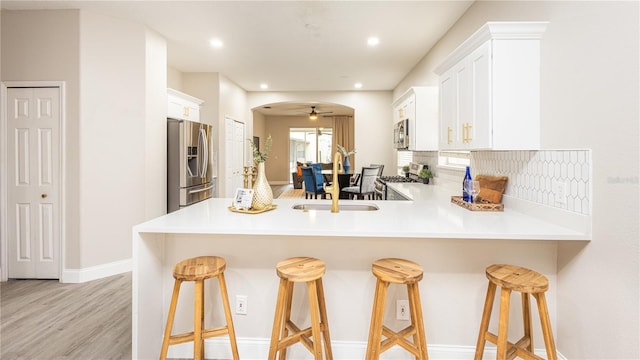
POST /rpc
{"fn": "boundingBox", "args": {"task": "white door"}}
[7,87,60,279]
[224,117,245,197]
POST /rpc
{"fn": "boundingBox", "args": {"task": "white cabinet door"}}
[466,40,492,149]
[439,56,472,150]
[439,70,457,149]
[436,22,546,151]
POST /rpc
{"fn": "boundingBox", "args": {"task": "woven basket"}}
[451,196,504,212]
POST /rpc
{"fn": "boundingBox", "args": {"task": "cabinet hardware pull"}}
[466,123,473,142]
[41,194,47,198]
[447,127,452,144]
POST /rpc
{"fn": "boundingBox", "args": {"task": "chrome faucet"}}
[323,152,343,213]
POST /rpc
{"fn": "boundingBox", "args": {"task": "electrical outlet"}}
[396,300,410,321]
[552,180,568,206]
[235,295,247,315]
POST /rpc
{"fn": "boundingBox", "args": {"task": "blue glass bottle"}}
[463,166,472,202]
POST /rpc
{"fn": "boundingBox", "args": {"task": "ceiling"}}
[2,0,474,115]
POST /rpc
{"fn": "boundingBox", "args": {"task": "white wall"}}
[78,11,146,269]
[398,1,639,358]
[2,9,167,279]
[144,29,168,219]
[1,9,82,268]
[247,91,394,176]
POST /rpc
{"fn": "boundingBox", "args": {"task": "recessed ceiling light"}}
[354,82,363,89]
[209,38,224,48]
[260,83,269,90]
[367,37,380,46]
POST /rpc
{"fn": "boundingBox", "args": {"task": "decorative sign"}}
[233,188,254,210]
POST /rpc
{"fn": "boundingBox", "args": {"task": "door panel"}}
[224,117,245,197]
[7,87,60,279]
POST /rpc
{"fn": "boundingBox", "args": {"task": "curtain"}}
[333,115,354,163]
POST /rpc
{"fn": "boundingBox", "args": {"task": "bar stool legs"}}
[474,264,557,360]
[366,258,428,360]
[268,257,333,360]
[160,256,239,360]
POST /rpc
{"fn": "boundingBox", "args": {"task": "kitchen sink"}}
[291,203,379,211]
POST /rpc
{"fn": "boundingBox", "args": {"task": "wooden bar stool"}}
[366,258,429,360]
[474,264,557,360]
[268,257,333,360]
[160,256,239,360]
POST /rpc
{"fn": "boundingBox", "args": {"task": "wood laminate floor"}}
[1,273,131,359]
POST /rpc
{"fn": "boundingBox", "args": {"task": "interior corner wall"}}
[167,66,183,91]
[1,9,82,270]
[145,29,168,219]
[182,72,220,128]
[252,111,266,140]
[397,1,639,358]
[78,10,148,269]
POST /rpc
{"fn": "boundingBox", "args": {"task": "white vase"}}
[251,162,273,210]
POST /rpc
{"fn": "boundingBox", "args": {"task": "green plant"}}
[249,135,272,163]
[402,165,410,173]
[418,168,433,179]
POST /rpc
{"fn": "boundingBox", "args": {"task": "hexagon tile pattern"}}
[472,150,591,215]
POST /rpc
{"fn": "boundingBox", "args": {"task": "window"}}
[438,151,470,169]
[396,150,413,175]
[289,128,333,174]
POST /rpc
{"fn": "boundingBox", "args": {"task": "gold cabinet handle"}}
[461,124,466,143]
[41,194,48,198]
[461,123,473,143]
[447,127,452,144]
[183,106,190,117]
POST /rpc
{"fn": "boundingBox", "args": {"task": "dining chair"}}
[351,164,383,186]
[302,166,329,199]
[342,166,380,200]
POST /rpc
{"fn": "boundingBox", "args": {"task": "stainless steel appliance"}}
[374,162,427,200]
[167,119,214,212]
[394,119,409,150]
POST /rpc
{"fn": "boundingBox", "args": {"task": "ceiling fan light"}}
[309,106,318,120]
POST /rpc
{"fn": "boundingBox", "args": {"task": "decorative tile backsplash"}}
[472,150,591,215]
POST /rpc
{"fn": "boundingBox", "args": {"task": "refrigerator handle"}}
[199,127,208,178]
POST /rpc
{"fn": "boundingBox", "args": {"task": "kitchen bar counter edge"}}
[135,186,590,241]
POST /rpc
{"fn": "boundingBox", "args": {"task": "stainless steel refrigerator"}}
[167,119,214,212]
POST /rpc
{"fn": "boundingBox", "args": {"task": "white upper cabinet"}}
[435,22,548,150]
[393,86,439,151]
[167,88,204,122]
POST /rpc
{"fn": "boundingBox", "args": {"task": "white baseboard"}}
[61,258,131,283]
[167,337,568,360]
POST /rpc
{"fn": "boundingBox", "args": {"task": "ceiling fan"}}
[308,105,332,120]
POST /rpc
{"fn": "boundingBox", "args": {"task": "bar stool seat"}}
[366,258,429,360]
[474,264,557,360]
[268,257,333,360]
[160,256,239,360]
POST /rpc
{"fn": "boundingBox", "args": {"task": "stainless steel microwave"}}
[394,119,409,150]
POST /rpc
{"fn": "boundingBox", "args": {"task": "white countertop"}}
[135,185,590,241]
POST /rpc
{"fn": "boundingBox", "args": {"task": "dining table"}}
[321,170,353,199]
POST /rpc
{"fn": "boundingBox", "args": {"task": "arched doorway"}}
[251,101,354,185]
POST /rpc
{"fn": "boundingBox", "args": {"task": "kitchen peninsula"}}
[133,185,590,359]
